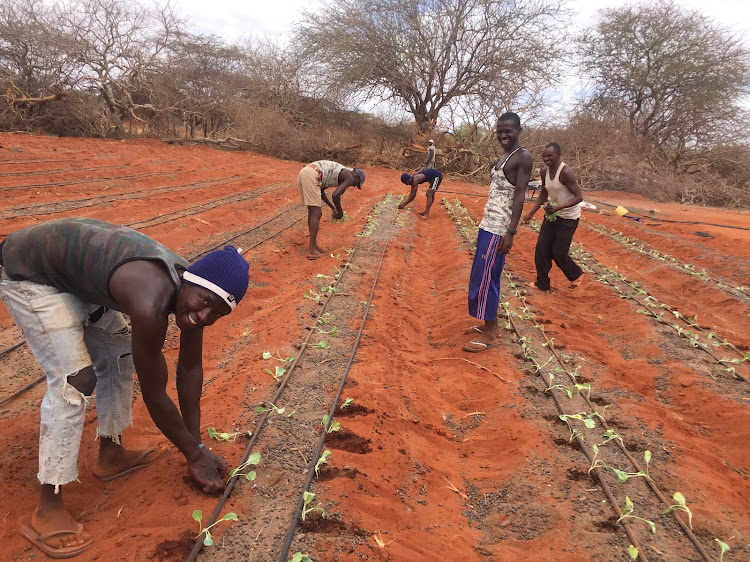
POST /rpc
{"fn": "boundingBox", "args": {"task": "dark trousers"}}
[535,217,583,290]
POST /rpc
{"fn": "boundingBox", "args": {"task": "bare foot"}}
[418,212,429,220]
[94,443,169,481]
[306,250,324,260]
[314,245,328,254]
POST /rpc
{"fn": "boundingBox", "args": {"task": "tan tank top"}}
[545,162,580,220]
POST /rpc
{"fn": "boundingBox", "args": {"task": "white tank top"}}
[545,162,580,220]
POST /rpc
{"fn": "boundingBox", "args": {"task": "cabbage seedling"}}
[256,403,295,417]
[340,398,353,409]
[627,545,639,560]
[289,553,313,562]
[322,415,340,433]
[715,539,730,561]
[192,510,238,546]
[304,288,321,302]
[207,427,248,442]
[317,313,336,325]
[311,341,330,350]
[617,496,656,534]
[314,450,331,477]
[301,491,325,520]
[228,451,261,481]
[663,492,693,530]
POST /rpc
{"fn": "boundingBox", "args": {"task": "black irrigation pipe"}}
[186,197,395,561]
[0,163,129,178]
[587,198,750,232]
[279,208,398,562]
[0,170,175,192]
[126,182,292,231]
[0,374,44,407]
[0,175,241,221]
[524,303,713,562]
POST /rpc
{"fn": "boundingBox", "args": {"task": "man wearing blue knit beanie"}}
[0,218,249,558]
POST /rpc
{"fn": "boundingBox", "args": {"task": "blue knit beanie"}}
[400,173,412,184]
[183,245,249,312]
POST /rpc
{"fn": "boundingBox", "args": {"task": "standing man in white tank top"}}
[522,142,584,290]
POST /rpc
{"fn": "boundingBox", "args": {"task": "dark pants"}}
[535,217,583,290]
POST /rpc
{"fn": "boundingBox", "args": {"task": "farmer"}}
[0,218,249,558]
[398,168,443,219]
[297,160,365,260]
[425,139,436,168]
[464,112,532,353]
[522,142,584,290]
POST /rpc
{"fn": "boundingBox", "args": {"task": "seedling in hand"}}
[228,451,261,481]
[301,491,325,521]
[617,496,656,534]
[192,510,238,546]
[663,492,693,529]
[314,450,331,477]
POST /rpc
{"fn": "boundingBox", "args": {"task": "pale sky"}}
[174,0,749,44]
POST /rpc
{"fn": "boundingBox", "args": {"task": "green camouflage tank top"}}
[1,218,188,311]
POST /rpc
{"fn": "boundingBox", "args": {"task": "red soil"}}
[0,133,748,561]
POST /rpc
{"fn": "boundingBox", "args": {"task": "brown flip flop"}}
[21,522,94,559]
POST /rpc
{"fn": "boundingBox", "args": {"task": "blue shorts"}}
[468,229,506,321]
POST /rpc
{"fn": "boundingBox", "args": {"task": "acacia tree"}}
[294,0,565,133]
[579,0,750,164]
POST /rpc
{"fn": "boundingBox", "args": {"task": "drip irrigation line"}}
[0,163,129,178]
[587,199,750,232]
[0,175,241,220]
[279,207,398,562]
[530,314,713,562]
[505,310,648,560]
[125,182,292,231]
[186,197,395,561]
[0,170,175,192]
[0,339,26,356]
[0,375,44,407]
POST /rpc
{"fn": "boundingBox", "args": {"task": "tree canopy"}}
[579,0,750,163]
[295,0,566,133]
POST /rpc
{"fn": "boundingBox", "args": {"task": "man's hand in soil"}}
[188,448,228,493]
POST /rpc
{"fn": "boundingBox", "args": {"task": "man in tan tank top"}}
[522,142,584,290]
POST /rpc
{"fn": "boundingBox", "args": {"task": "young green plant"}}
[663,492,693,529]
[228,451,261,481]
[617,496,656,534]
[301,491,325,520]
[192,510,238,546]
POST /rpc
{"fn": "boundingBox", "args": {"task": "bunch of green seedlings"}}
[358,194,393,237]
[590,445,652,484]
[262,350,296,382]
[442,199,479,244]
[544,201,560,222]
[330,211,350,223]
[192,510,238,546]
[228,451,262,481]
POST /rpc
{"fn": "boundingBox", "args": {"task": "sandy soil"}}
[0,133,748,562]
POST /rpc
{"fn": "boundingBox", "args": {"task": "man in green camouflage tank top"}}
[0,218,249,558]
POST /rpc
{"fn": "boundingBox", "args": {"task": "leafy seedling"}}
[262,350,296,363]
[617,496,656,534]
[317,313,336,325]
[304,288,321,302]
[301,491,325,521]
[663,492,693,529]
[715,538,730,561]
[289,554,313,562]
[228,451,261,481]
[192,510,238,546]
[322,414,341,433]
[207,427,247,442]
[314,450,331,477]
[628,545,639,560]
[311,340,331,350]
[340,398,354,409]
[611,467,650,483]
[256,403,295,417]
[644,450,652,478]
[265,365,287,381]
